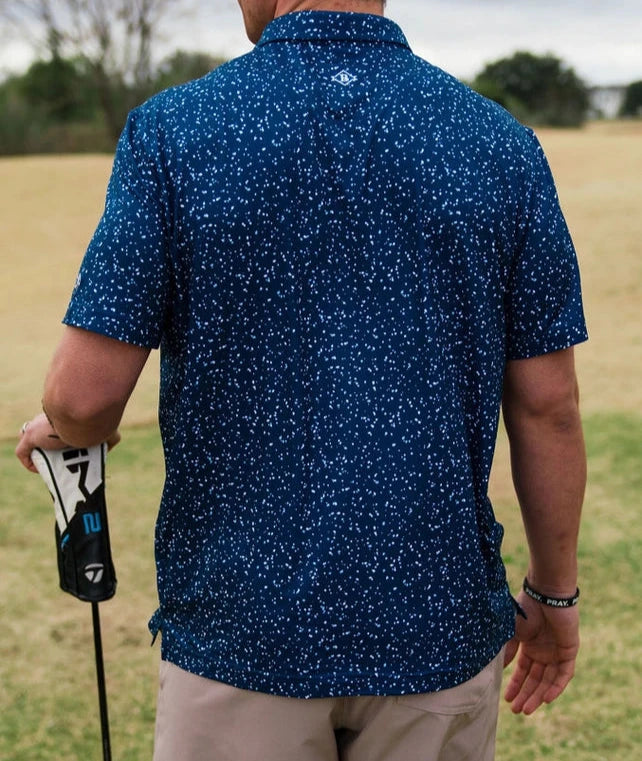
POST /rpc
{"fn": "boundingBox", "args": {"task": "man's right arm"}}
[501,347,586,715]
[16,326,150,472]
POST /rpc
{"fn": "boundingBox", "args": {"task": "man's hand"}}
[504,591,579,715]
[16,413,69,472]
[16,412,121,473]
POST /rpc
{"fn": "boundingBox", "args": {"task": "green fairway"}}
[0,426,162,760]
[1,418,640,760]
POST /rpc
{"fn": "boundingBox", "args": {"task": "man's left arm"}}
[16,326,150,472]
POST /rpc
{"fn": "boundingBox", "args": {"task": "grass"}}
[0,426,163,760]
[535,122,642,416]
[1,417,640,760]
[493,414,642,761]
[1,121,641,758]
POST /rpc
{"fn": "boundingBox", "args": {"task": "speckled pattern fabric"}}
[65,11,587,698]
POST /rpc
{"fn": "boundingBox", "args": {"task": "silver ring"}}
[20,421,30,434]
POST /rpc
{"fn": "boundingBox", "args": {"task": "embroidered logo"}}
[332,70,357,86]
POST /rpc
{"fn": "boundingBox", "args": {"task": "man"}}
[17,1,587,759]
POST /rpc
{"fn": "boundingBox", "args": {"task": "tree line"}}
[0,49,224,154]
[0,0,224,153]
[0,0,640,155]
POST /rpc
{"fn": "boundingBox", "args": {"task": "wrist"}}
[526,565,578,599]
[523,577,580,608]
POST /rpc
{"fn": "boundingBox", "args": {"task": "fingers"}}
[16,420,38,472]
[505,652,576,715]
[16,440,39,472]
[518,663,565,715]
[503,589,580,714]
[15,412,68,472]
[504,651,532,707]
[540,658,575,706]
[16,414,120,471]
[507,658,549,714]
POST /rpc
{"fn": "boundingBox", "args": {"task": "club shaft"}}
[92,602,112,761]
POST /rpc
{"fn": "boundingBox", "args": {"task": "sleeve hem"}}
[506,331,588,361]
[63,315,161,351]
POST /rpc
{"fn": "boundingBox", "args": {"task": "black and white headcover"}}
[32,444,117,603]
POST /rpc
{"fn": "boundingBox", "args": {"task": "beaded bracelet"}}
[523,578,580,608]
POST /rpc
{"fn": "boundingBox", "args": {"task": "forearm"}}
[504,401,586,595]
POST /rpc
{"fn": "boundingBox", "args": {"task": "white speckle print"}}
[65,11,587,698]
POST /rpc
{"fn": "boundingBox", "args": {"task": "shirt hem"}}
[157,628,514,699]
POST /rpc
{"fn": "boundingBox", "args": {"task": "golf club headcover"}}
[31,444,117,603]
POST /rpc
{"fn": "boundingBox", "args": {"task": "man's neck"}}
[274,0,385,19]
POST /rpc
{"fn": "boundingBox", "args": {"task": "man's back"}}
[64,10,586,700]
[16,5,587,758]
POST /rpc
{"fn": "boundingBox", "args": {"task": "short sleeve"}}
[505,129,588,360]
[64,106,170,349]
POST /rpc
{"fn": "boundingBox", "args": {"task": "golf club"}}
[32,444,116,761]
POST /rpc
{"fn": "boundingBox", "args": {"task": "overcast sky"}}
[1,0,641,86]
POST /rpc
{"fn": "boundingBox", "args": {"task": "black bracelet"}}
[523,578,580,608]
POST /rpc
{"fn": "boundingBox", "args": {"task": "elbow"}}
[503,377,582,436]
[44,385,123,448]
[504,386,583,440]
[545,399,583,436]
[502,349,585,457]
[537,380,581,430]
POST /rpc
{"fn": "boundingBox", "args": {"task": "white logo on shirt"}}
[332,70,357,86]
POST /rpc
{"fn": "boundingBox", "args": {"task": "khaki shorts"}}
[153,650,504,761]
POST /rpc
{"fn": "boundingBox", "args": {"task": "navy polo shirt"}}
[65,11,587,697]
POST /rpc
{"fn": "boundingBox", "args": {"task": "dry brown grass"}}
[536,121,642,415]
[1,122,639,439]
[0,155,160,438]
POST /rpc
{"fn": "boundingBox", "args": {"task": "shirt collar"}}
[256,11,410,50]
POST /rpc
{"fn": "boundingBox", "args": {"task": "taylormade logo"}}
[84,563,105,584]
